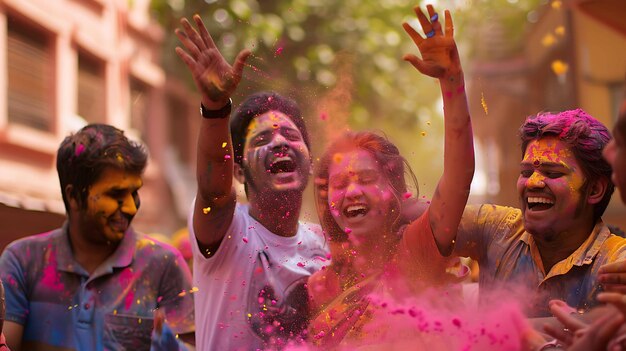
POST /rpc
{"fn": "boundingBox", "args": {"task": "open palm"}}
[402,5,460,79]
[175,15,250,108]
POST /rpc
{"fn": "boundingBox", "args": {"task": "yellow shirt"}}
[455,204,626,317]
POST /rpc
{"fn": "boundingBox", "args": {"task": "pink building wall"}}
[0,0,199,249]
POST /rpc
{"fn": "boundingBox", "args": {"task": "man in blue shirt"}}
[0,124,194,351]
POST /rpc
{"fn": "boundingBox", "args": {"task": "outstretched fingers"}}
[402,22,424,47]
[403,53,444,77]
[598,292,626,315]
[550,302,587,331]
[174,46,197,71]
[180,17,207,53]
[414,6,433,38]
[175,28,202,60]
[593,312,625,344]
[402,53,424,72]
[193,14,217,50]
[232,49,252,78]
[444,10,454,38]
[426,5,443,36]
[544,323,573,346]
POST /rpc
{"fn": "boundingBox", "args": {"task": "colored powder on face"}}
[320,112,328,121]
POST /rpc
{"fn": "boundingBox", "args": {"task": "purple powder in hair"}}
[75,144,85,157]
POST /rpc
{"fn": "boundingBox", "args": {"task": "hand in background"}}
[599,261,626,294]
[150,309,189,351]
[544,299,623,350]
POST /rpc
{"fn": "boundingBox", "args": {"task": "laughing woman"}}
[307,4,475,348]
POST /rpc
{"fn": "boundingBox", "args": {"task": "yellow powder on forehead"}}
[523,138,573,167]
[268,111,281,121]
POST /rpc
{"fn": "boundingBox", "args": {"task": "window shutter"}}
[78,53,106,123]
[7,21,53,131]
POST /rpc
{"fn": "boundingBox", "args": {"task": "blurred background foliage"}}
[150,0,544,195]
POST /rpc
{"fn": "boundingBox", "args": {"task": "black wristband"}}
[200,99,232,119]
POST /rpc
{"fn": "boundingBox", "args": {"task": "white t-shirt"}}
[190,203,329,351]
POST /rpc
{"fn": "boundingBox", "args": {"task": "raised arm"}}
[402,5,474,255]
[175,15,251,254]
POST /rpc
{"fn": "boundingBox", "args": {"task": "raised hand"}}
[544,299,624,350]
[402,4,460,79]
[598,260,626,294]
[599,292,626,316]
[175,15,251,109]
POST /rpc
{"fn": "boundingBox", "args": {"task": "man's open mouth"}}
[269,157,296,173]
[527,196,554,211]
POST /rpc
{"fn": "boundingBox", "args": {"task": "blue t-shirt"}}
[0,222,195,351]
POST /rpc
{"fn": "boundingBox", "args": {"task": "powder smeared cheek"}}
[374,189,394,215]
[380,189,393,201]
[90,196,118,217]
[568,170,585,195]
[252,145,270,165]
[328,191,344,219]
